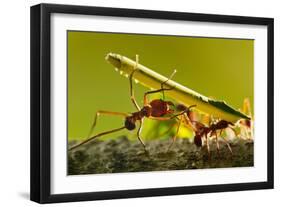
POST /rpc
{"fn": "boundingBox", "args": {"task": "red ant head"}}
[176,104,187,111]
[125,117,136,131]
[217,120,234,128]
[140,106,152,117]
[194,134,202,147]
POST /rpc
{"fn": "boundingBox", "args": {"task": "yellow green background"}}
[68,31,253,141]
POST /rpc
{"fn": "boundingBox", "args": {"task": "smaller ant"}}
[192,119,235,158]
[69,55,178,152]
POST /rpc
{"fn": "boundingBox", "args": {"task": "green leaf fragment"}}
[105,53,250,123]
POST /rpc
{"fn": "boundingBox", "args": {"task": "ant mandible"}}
[69,55,180,152]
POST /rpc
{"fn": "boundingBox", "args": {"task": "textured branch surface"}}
[68,137,253,175]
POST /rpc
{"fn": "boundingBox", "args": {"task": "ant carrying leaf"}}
[106,53,250,123]
[69,55,192,152]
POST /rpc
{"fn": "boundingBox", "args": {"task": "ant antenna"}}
[161,69,177,100]
[170,104,197,119]
[188,104,196,110]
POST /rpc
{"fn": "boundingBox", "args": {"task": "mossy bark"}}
[68,137,253,175]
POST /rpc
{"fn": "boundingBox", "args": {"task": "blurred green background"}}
[68,31,253,141]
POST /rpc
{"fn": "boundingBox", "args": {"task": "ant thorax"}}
[140,106,152,117]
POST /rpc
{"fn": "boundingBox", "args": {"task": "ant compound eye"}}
[194,134,202,147]
[125,117,136,130]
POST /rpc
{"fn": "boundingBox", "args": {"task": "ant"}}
[192,119,235,159]
[69,55,182,152]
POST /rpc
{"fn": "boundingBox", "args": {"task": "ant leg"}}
[167,115,183,151]
[161,69,177,100]
[129,54,141,110]
[143,88,174,105]
[221,137,233,155]
[214,131,220,157]
[137,118,146,151]
[69,126,126,151]
[156,122,178,139]
[142,70,177,105]
[220,130,233,155]
[183,113,197,132]
[86,110,128,139]
[148,116,180,121]
[205,134,211,160]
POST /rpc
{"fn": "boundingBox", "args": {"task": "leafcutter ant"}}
[69,55,181,152]
[192,119,235,158]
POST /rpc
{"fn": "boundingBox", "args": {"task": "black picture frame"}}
[30,3,274,204]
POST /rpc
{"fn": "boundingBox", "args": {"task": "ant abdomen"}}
[125,117,136,130]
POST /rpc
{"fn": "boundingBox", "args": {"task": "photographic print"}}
[31,4,273,203]
[67,31,254,175]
